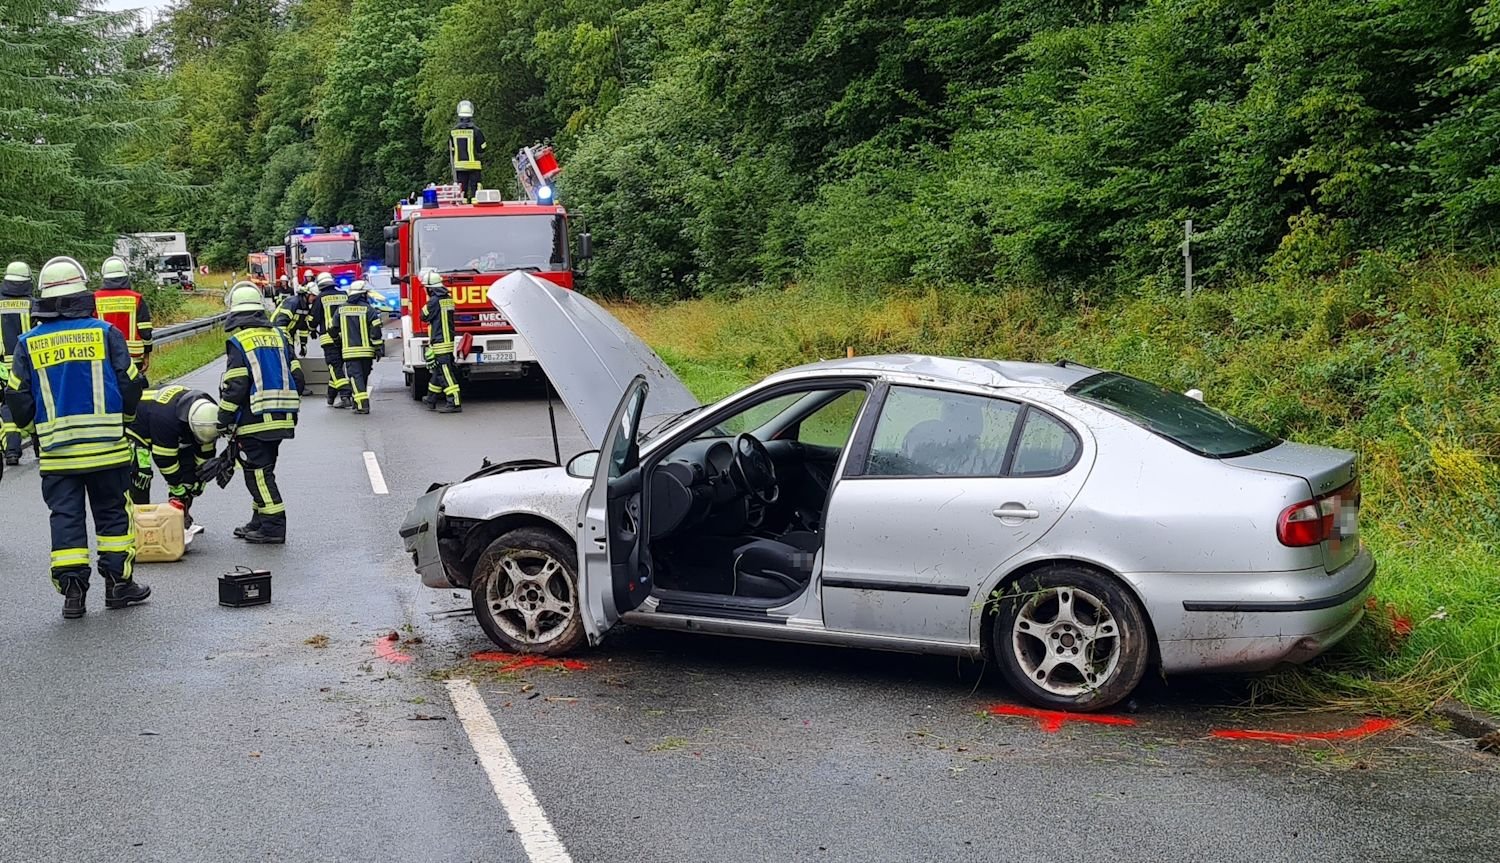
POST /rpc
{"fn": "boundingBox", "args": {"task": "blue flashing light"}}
[337,276,351,286]
[536,184,554,202]
[421,187,439,207]
[300,227,314,235]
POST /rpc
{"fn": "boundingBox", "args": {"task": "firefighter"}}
[449,100,486,201]
[420,269,461,413]
[338,280,383,415]
[1,261,36,466]
[5,256,148,618]
[127,386,222,529]
[218,283,302,544]
[271,281,315,390]
[308,272,352,408]
[94,255,154,379]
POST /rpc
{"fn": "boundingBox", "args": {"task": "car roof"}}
[766,354,1101,390]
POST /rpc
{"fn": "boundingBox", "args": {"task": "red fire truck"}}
[383,145,591,398]
[284,225,364,289]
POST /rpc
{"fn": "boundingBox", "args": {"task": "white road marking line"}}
[446,679,573,863]
[362,451,389,495]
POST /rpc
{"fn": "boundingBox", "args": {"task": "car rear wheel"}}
[471,527,585,656]
[992,565,1149,712]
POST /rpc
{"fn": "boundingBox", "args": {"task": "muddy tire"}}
[471,527,586,656]
[992,565,1150,712]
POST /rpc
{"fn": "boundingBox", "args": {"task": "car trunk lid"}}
[1223,442,1360,572]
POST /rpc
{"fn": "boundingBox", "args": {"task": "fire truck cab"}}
[384,147,590,399]
[247,252,270,293]
[285,225,364,289]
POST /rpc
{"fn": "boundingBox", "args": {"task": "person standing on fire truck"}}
[94,256,153,381]
[449,100,486,202]
[308,272,353,409]
[1,261,36,466]
[419,269,461,414]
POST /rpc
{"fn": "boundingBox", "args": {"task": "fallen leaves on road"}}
[407,714,447,722]
[305,634,329,648]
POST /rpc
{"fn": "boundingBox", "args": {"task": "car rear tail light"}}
[1278,501,1325,547]
[1277,479,1360,547]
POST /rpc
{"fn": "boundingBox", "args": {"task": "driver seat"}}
[732,531,821,599]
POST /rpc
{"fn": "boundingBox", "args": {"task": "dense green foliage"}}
[0,0,174,267]
[135,0,1500,294]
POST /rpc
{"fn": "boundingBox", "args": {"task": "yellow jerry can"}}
[134,503,186,563]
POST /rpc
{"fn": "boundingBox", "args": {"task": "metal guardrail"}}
[154,312,228,346]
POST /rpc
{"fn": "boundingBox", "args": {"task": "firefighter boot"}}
[233,515,264,539]
[437,401,462,414]
[61,581,87,620]
[104,574,151,609]
[337,393,354,410]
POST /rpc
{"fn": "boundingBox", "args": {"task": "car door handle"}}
[992,506,1040,520]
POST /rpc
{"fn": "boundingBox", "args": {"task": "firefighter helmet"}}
[347,279,368,299]
[100,256,130,281]
[187,396,222,445]
[316,272,336,290]
[4,261,31,283]
[227,282,264,313]
[38,257,89,299]
[420,268,444,289]
[457,100,474,119]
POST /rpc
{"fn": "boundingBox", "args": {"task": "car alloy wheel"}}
[1010,586,1120,697]
[486,550,574,646]
[992,565,1150,712]
[471,527,586,655]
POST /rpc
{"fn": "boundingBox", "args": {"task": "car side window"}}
[864,387,1021,477]
[796,390,868,448]
[1010,409,1080,477]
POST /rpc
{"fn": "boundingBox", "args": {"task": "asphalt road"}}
[1,343,1496,863]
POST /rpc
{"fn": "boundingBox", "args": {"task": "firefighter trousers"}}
[455,169,482,201]
[237,438,285,537]
[346,358,373,411]
[322,345,348,403]
[427,354,461,406]
[0,402,21,460]
[41,466,135,593]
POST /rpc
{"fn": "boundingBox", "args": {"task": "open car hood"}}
[487,272,699,448]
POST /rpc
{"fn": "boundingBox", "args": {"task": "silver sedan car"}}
[402,274,1373,711]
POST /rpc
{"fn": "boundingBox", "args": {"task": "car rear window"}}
[1067,372,1278,458]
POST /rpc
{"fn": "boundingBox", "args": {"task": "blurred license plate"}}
[480,351,516,363]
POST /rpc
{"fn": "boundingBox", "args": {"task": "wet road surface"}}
[0,347,1495,863]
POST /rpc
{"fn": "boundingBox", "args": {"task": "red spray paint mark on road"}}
[1210,717,1398,744]
[986,704,1136,733]
[374,632,412,664]
[471,650,589,673]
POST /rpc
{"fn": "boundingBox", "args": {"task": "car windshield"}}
[1068,372,1278,458]
[156,254,192,272]
[296,239,359,264]
[415,214,567,274]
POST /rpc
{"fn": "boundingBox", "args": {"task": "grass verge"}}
[148,328,224,383]
[608,256,1500,715]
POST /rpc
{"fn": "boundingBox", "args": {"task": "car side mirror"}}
[566,450,600,478]
[384,240,399,269]
[578,232,593,261]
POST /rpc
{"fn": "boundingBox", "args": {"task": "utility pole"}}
[1182,219,1194,297]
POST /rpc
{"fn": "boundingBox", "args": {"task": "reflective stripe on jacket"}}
[338,302,380,360]
[314,291,348,347]
[221,326,301,438]
[450,128,481,170]
[423,295,456,353]
[0,297,32,363]
[11,317,141,472]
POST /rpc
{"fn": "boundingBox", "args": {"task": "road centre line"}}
[363,451,388,495]
[446,679,573,863]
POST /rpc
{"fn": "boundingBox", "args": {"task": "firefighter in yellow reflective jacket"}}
[1,261,35,465]
[127,386,223,531]
[5,257,149,618]
[218,283,303,544]
[338,280,383,415]
[449,100,485,201]
[419,269,461,413]
[94,256,154,377]
[308,272,352,408]
[270,281,315,393]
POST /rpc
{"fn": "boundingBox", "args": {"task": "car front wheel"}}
[992,565,1150,712]
[471,527,586,656]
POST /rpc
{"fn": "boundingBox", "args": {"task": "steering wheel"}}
[732,433,780,504]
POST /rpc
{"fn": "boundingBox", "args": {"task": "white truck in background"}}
[113,232,197,288]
